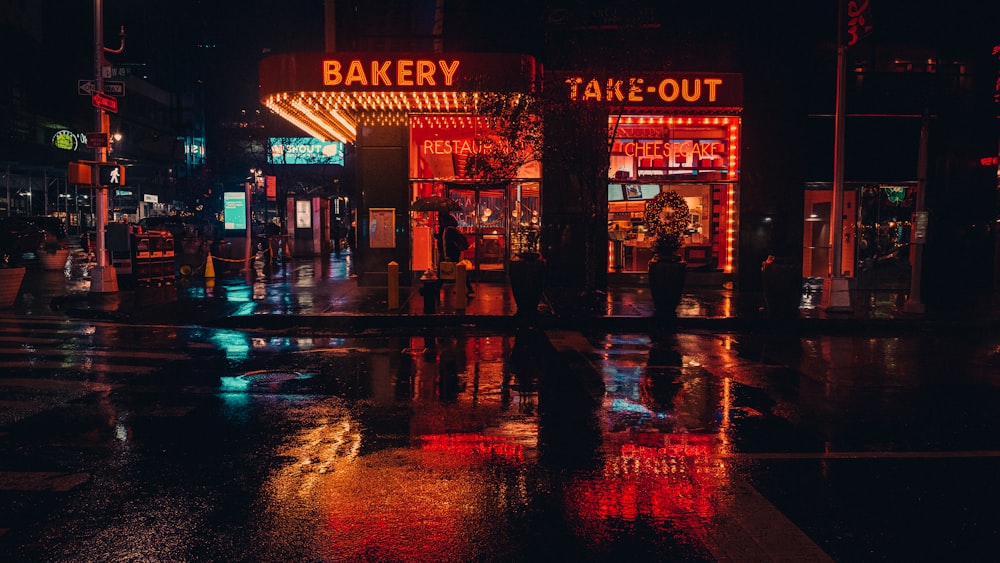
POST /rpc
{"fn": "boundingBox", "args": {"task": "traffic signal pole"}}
[90,0,123,293]
[821,0,854,314]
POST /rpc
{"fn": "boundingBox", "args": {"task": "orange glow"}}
[265,91,478,143]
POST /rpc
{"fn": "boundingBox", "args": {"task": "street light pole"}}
[89,0,123,293]
[822,0,854,314]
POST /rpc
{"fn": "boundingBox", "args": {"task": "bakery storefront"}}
[259,52,539,285]
[559,72,743,277]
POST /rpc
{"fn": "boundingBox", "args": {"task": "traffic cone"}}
[204,252,216,278]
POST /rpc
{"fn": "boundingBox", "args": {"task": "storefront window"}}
[408,116,541,279]
[607,115,740,274]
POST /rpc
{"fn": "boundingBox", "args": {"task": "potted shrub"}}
[643,190,690,317]
[39,240,71,271]
[508,226,546,317]
[0,245,27,309]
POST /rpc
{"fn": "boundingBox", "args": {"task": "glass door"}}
[447,185,508,279]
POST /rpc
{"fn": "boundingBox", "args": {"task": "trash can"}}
[761,255,802,318]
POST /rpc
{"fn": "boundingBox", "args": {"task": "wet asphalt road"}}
[0,313,998,562]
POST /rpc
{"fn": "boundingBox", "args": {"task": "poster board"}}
[369,208,396,248]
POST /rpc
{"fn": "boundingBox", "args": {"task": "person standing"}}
[439,213,474,295]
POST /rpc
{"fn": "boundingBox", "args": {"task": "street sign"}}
[85,132,109,148]
[78,80,125,96]
[92,92,118,113]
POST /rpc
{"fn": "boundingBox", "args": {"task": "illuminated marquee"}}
[555,72,742,108]
[259,52,537,143]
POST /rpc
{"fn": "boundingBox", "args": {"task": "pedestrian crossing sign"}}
[98,163,125,186]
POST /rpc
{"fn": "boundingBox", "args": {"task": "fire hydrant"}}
[419,269,441,314]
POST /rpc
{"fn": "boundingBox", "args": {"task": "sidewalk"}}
[12,249,1000,334]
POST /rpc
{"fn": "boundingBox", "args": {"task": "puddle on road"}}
[213,330,788,561]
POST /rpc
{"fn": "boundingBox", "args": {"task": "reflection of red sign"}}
[91,92,118,113]
[419,434,525,463]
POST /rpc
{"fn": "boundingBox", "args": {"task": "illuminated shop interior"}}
[408,115,541,276]
[606,115,741,274]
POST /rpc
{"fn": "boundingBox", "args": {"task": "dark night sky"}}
[35,0,326,120]
[21,0,1000,134]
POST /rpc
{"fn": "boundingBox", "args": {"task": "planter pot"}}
[509,256,547,316]
[39,248,70,271]
[761,260,802,318]
[648,257,686,317]
[0,267,26,308]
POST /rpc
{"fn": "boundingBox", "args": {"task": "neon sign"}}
[557,72,742,108]
[612,140,725,160]
[323,59,460,88]
[421,139,489,156]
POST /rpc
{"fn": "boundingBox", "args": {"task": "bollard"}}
[456,262,467,310]
[387,261,399,310]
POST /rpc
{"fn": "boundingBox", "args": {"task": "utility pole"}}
[89,0,123,293]
[822,0,854,314]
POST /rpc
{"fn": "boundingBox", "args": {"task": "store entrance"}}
[445,184,508,281]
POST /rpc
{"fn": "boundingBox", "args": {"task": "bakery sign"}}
[557,72,742,108]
